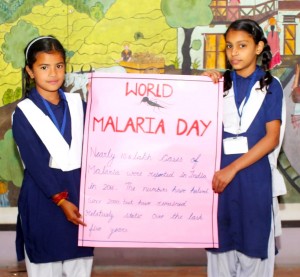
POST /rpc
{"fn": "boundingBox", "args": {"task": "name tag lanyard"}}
[232,70,257,135]
[40,90,67,136]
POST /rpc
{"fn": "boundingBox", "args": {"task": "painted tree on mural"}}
[0,130,23,188]
[0,0,116,24]
[2,20,39,69]
[161,0,213,75]
[0,0,47,24]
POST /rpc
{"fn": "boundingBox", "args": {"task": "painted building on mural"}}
[183,0,300,70]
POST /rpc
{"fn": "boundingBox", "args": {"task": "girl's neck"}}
[235,64,257,78]
[38,90,60,105]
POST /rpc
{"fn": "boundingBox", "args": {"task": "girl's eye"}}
[239,44,246,48]
[57,64,64,69]
[226,44,232,49]
[41,66,48,70]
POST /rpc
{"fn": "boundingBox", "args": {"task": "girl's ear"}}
[256,41,264,55]
[25,65,34,79]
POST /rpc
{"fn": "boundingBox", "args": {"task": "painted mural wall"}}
[0,0,300,215]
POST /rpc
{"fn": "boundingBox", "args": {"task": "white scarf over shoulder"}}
[223,81,268,135]
[17,93,84,172]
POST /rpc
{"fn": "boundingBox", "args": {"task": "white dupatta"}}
[17,93,84,172]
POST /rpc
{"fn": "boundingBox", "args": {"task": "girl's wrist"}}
[52,191,69,205]
[229,161,240,175]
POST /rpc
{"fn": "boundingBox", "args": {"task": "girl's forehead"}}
[34,51,65,63]
[225,29,254,42]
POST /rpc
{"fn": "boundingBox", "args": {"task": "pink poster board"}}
[78,73,223,248]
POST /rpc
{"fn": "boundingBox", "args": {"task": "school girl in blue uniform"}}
[203,19,284,276]
[12,36,94,277]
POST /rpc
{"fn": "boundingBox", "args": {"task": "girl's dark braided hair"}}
[223,19,273,93]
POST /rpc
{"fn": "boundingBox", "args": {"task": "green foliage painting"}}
[0,130,23,188]
[161,0,213,74]
[2,20,39,69]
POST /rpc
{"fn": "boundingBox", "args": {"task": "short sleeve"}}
[265,77,283,123]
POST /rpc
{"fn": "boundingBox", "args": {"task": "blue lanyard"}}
[232,69,258,130]
[40,90,67,135]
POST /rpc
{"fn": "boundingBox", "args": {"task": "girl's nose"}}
[49,67,57,76]
[232,47,239,56]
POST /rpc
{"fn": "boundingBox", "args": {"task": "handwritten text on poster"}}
[79,73,223,248]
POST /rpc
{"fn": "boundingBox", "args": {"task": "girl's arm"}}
[292,64,300,90]
[12,107,62,196]
[213,119,281,193]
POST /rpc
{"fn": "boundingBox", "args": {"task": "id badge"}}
[223,136,248,155]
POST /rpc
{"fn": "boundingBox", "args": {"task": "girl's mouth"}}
[230,59,241,65]
[48,80,59,85]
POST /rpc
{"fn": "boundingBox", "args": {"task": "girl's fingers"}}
[202,70,222,83]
